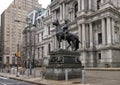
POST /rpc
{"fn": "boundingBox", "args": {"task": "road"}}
[0,76,34,85]
[85,71,120,85]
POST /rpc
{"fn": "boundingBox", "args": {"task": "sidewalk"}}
[85,68,120,71]
[0,72,89,85]
[1,68,119,85]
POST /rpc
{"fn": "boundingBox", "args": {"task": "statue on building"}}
[53,19,80,51]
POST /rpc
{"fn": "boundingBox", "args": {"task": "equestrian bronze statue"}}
[53,19,80,51]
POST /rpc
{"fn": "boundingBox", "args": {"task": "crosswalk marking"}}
[0,77,7,79]
[0,82,7,85]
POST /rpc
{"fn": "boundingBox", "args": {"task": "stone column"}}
[54,10,57,20]
[102,18,106,44]
[52,11,54,21]
[86,24,89,48]
[101,0,104,3]
[78,24,82,48]
[49,9,51,15]
[81,0,85,10]
[111,18,115,44]
[89,0,92,10]
[60,4,63,20]
[82,24,86,48]
[78,0,81,11]
[63,3,65,20]
[53,34,57,49]
[65,4,68,20]
[89,23,93,47]
[107,17,112,44]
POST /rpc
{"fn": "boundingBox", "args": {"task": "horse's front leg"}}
[58,38,61,48]
[66,41,71,49]
[56,36,61,48]
[58,41,61,48]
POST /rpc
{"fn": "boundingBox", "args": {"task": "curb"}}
[0,73,90,85]
[0,74,47,85]
[85,68,120,71]
[9,77,47,85]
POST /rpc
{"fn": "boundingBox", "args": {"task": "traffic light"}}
[15,51,21,57]
[17,51,21,57]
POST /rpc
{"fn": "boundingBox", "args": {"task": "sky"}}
[0,0,51,15]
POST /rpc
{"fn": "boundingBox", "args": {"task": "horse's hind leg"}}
[66,45,70,49]
[58,39,61,48]
[56,36,61,48]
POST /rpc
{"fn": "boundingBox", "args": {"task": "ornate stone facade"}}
[36,0,120,67]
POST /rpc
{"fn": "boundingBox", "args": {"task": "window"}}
[38,48,40,59]
[41,47,44,58]
[48,43,51,54]
[98,33,102,44]
[48,25,50,35]
[98,53,101,60]
[97,0,101,10]
[6,56,9,64]
[41,32,43,40]
[74,3,78,18]
[56,8,60,20]
[12,57,15,65]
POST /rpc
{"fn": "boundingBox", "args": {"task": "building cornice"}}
[49,0,59,8]
[79,44,120,52]
[37,39,52,46]
[88,7,120,19]
[77,7,120,24]
[43,15,52,22]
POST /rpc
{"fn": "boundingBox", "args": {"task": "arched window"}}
[74,3,78,18]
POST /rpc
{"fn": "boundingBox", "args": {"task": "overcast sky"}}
[0,0,51,14]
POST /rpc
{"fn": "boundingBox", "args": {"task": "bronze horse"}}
[53,19,80,51]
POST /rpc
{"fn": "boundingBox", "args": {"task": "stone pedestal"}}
[45,49,82,80]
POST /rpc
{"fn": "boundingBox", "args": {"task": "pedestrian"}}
[40,65,46,80]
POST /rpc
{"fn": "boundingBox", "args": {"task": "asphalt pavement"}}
[0,76,34,85]
[85,70,120,85]
[0,68,120,85]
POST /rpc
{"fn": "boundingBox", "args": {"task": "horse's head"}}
[52,19,59,26]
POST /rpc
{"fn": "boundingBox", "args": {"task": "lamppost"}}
[26,17,32,75]
[16,44,20,77]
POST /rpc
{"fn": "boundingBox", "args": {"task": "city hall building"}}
[33,0,120,67]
